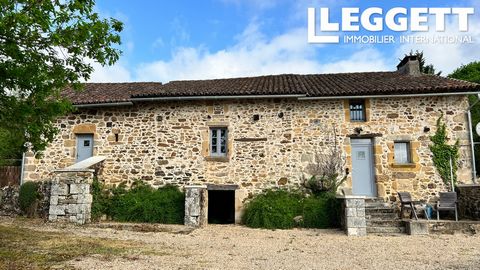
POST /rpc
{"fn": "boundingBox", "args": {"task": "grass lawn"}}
[0,223,141,270]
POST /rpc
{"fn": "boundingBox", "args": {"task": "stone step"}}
[365,207,396,213]
[365,203,392,209]
[367,226,406,234]
[367,219,404,227]
[365,213,398,220]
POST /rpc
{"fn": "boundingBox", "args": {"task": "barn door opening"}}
[207,187,235,224]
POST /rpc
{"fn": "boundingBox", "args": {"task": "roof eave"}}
[298,91,480,100]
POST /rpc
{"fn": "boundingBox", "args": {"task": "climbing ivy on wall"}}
[429,115,460,186]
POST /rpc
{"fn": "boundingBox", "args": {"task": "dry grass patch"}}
[0,224,144,270]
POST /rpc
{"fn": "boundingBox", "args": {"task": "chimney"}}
[397,55,421,76]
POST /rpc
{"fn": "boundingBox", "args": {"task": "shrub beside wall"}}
[242,190,303,229]
[91,179,185,224]
[243,189,341,229]
[19,182,39,216]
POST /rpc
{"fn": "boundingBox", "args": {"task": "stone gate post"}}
[184,185,208,227]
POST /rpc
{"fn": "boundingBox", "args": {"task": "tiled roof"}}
[64,72,480,105]
[63,82,163,105]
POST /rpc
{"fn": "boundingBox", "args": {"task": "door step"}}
[367,226,406,234]
[364,199,406,235]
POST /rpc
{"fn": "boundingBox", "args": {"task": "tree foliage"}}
[0,0,123,153]
[0,127,24,165]
[449,61,480,83]
[429,116,460,186]
[406,50,442,75]
[449,61,480,175]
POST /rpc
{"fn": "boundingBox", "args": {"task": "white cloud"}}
[134,22,390,82]
[318,49,390,73]
[89,61,132,82]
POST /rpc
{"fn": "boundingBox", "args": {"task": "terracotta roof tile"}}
[63,82,163,105]
[64,72,479,105]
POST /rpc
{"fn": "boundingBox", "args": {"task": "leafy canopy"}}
[449,61,480,84]
[449,61,480,175]
[0,0,123,153]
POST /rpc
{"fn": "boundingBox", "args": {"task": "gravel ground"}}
[3,219,480,270]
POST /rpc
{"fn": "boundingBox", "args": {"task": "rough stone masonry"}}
[24,96,473,215]
[48,171,93,224]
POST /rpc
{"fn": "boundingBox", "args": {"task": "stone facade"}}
[48,171,93,224]
[24,96,473,210]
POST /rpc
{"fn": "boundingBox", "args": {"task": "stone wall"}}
[48,171,93,224]
[24,96,472,206]
[0,186,20,216]
[457,184,480,220]
[0,182,51,218]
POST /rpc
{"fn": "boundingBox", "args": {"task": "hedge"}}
[91,180,185,224]
[243,189,340,229]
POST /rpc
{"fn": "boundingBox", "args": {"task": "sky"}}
[89,0,480,83]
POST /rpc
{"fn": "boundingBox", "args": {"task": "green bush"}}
[19,182,39,215]
[242,189,303,229]
[302,193,341,229]
[90,178,111,221]
[243,189,341,230]
[107,182,185,224]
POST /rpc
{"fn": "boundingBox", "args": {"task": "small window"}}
[394,142,411,164]
[349,100,366,122]
[210,128,228,157]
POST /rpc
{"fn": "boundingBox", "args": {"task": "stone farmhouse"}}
[23,56,480,223]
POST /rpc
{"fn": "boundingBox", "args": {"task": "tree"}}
[0,0,123,154]
[449,61,480,83]
[449,61,480,175]
[406,50,442,76]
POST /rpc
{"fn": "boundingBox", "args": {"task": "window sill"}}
[350,120,367,123]
[392,163,416,168]
[205,156,229,163]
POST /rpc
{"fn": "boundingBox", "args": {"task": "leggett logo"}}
[308,7,475,44]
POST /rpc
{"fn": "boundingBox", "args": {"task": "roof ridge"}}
[84,82,163,84]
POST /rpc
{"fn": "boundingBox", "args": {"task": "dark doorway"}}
[208,190,235,224]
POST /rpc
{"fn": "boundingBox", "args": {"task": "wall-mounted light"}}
[354,127,363,135]
[423,126,430,133]
[112,128,120,142]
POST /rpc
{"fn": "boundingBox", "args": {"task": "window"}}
[394,142,411,164]
[349,100,366,122]
[210,128,228,157]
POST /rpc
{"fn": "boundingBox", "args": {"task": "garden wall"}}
[0,181,51,218]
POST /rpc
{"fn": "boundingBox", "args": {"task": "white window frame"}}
[394,141,411,164]
[210,127,228,157]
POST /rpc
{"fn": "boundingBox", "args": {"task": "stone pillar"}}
[48,170,93,225]
[184,185,208,227]
[339,195,367,236]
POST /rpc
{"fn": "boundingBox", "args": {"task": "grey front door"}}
[351,138,376,196]
[76,134,94,162]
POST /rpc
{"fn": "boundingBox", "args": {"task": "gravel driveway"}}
[3,219,480,270]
